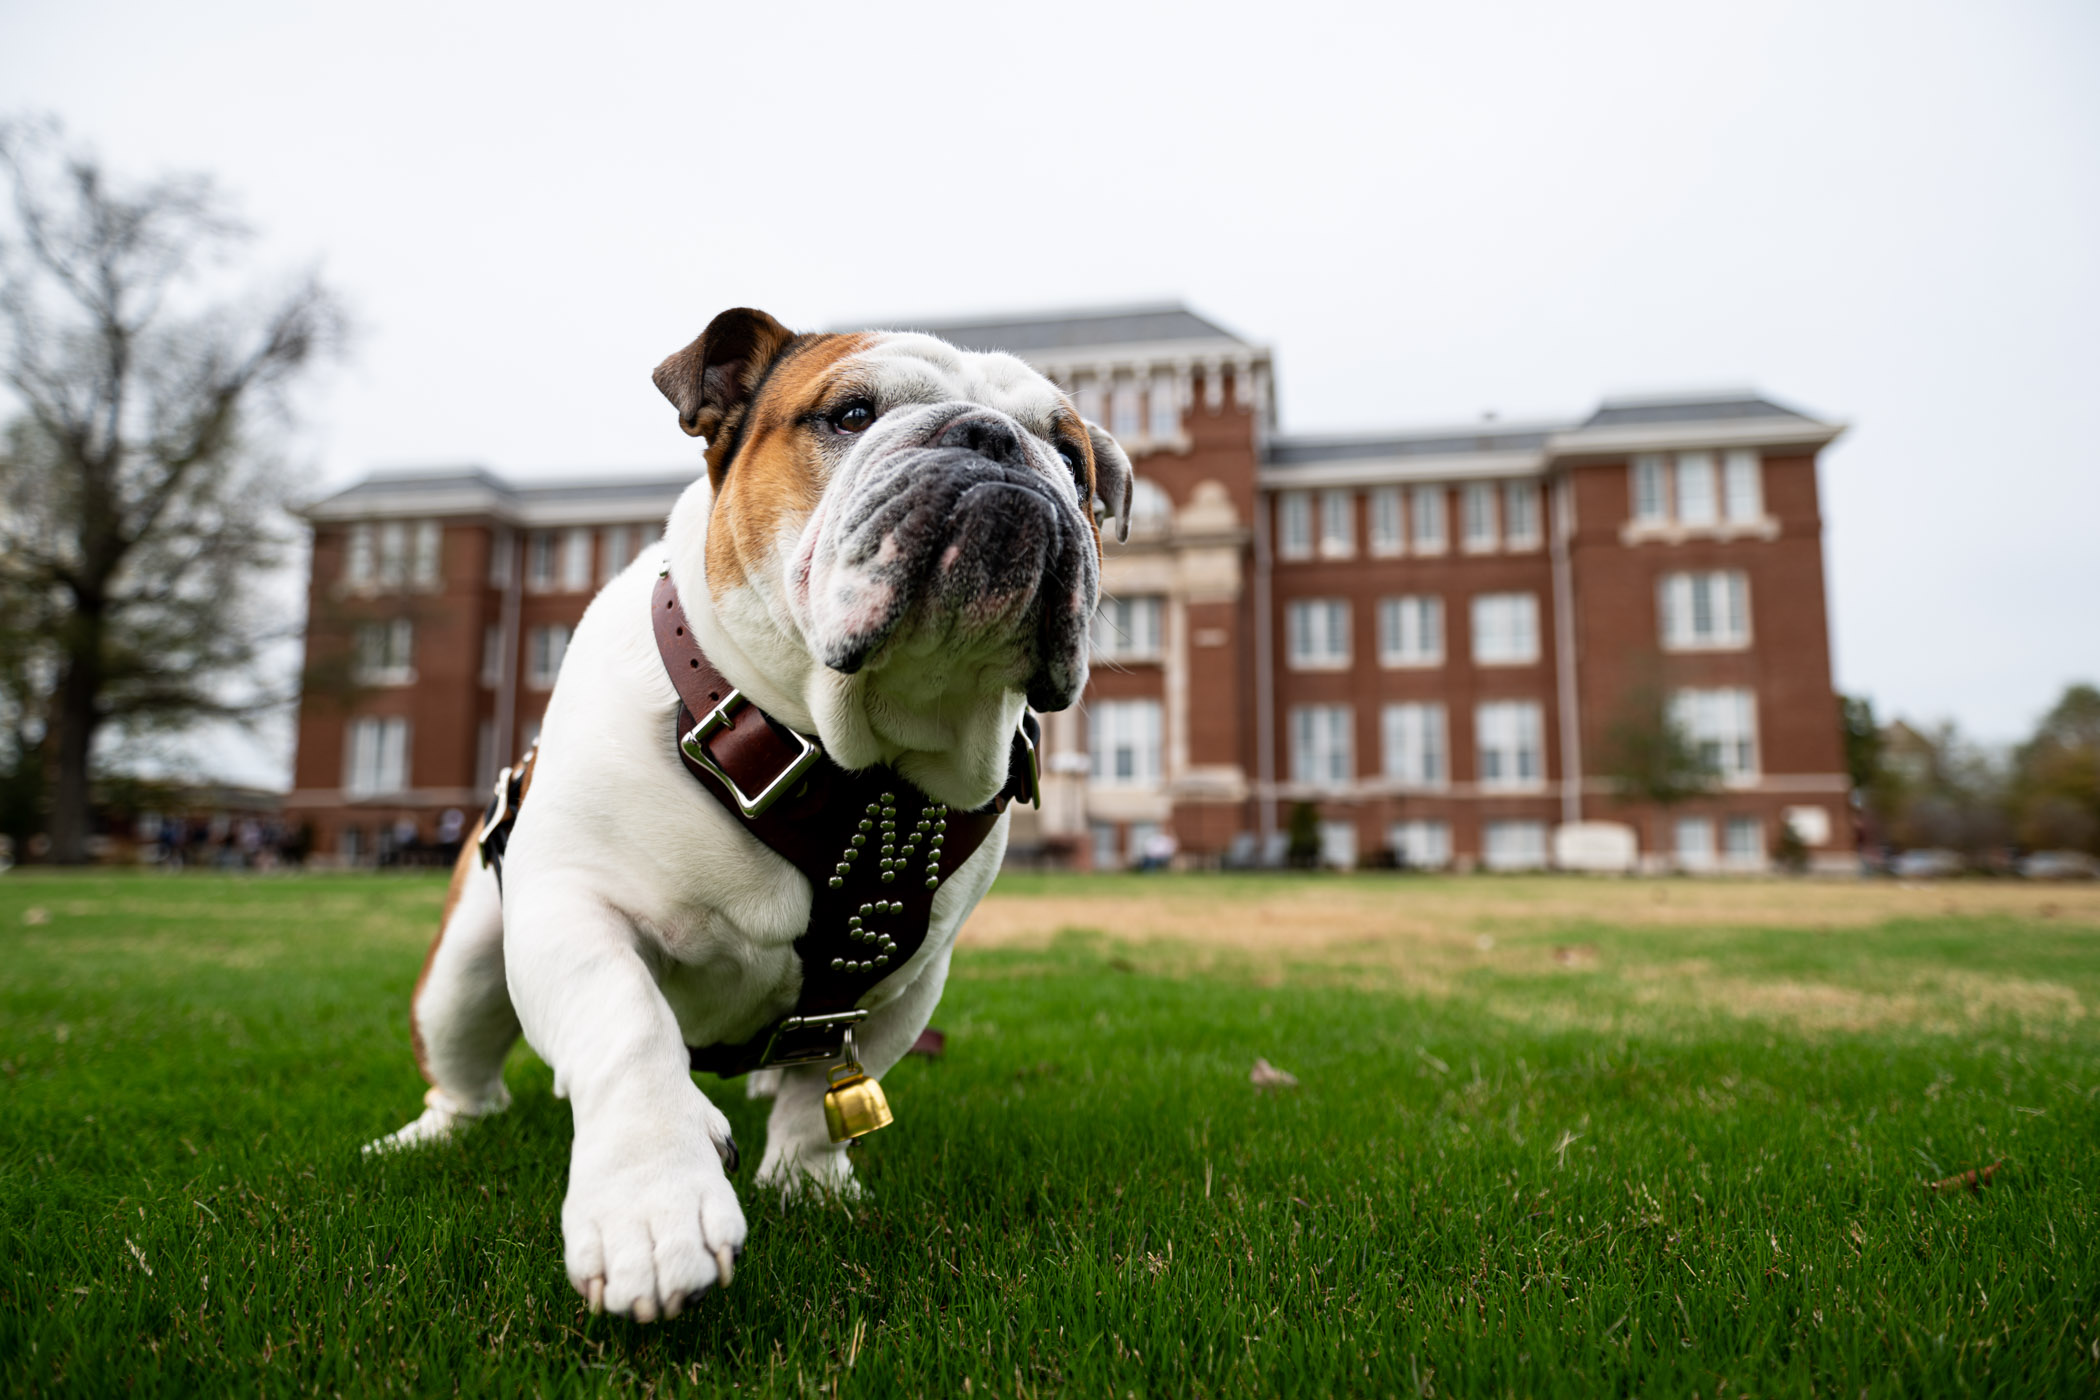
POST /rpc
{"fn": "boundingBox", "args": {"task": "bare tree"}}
[1596,672,1718,861]
[0,119,344,862]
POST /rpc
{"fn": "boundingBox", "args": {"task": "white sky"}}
[4,0,2095,785]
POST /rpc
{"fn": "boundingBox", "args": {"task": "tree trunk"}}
[46,609,105,865]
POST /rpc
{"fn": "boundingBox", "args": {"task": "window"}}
[600,525,634,585]
[475,719,498,795]
[1090,700,1162,785]
[1476,700,1544,790]
[1411,485,1446,553]
[411,521,442,587]
[1318,822,1357,869]
[1148,373,1180,440]
[1461,482,1497,552]
[1723,450,1762,522]
[347,524,375,586]
[1388,820,1452,869]
[1286,598,1350,669]
[1290,704,1353,786]
[561,528,593,592]
[528,623,571,689]
[1471,593,1540,665]
[1124,478,1173,532]
[488,527,513,587]
[1368,487,1404,556]
[1090,822,1120,870]
[527,531,558,592]
[1073,381,1104,424]
[1669,687,1758,782]
[1377,595,1443,667]
[1093,596,1163,662]
[1631,455,1668,523]
[479,625,502,689]
[1674,452,1718,525]
[345,716,409,797]
[1277,491,1313,560]
[1110,379,1142,439]
[1675,816,1717,870]
[354,619,415,685]
[1483,820,1549,871]
[377,522,408,587]
[1503,482,1541,547]
[1381,702,1448,787]
[1318,490,1354,558]
[1659,571,1750,650]
[1723,816,1763,868]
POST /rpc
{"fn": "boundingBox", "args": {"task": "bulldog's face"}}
[654,308,1132,807]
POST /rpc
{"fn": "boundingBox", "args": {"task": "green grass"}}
[2,871,2097,1397]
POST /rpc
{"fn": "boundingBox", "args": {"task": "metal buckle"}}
[760,1009,869,1066]
[681,689,823,818]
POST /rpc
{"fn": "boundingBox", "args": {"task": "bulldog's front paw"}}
[563,1112,748,1321]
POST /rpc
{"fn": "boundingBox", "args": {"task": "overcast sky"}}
[4,0,2095,784]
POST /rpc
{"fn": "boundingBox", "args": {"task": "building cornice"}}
[1544,417,1846,460]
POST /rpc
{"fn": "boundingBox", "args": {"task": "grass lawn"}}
[2,870,2097,1397]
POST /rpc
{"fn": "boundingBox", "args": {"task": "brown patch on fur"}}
[1050,400,1104,553]
[703,332,875,597]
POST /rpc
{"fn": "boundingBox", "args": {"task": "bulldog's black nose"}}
[932,412,1030,470]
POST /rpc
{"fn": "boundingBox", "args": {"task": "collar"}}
[651,569,1038,1076]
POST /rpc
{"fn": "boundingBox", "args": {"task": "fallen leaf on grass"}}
[1924,1158,2005,1195]
[908,1028,946,1058]
[23,907,50,926]
[1250,1057,1298,1090]
[1553,944,1599,969]
[125,1238,152,1275]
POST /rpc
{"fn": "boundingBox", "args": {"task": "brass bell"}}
[822,1059,894,1143]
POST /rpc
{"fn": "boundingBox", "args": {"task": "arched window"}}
[1121,477,1172,533]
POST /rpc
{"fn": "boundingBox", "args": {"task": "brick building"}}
[288,305,1852,871]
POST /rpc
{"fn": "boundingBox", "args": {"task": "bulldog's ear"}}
[1085,423,1135,543]
[652,307,797,443]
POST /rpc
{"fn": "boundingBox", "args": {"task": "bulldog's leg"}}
[756,948,953,1200]
[366,848,519,1154]
[505,880,745,1321]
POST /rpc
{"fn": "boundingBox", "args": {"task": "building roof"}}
[303,465,694,525]
[1581,391,1820,429]
[885,303,1255,355]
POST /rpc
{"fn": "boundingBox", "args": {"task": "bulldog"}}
[367,308,1132,1322]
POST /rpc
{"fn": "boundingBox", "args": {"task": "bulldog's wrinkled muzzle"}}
[804,407,1097,711]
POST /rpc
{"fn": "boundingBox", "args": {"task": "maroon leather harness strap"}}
[650,571,1036,1077]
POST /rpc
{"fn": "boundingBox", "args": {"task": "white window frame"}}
[346,524,375,587]
[1723,816,1764,869]
[1124,478,1173,533]
[1476,700,1545,792]
[1277,491,1313,561]
[1631,455,1668,523]
[1148,372,1180,441]
[1502,481,1542,549]
[561,527,593,593]
[1659,570,1751,651]
[1318,490,1354,559]
[411,521,442,587]
[1674,451,1718,526]
[1387,820,1452,870]
[527,531,558,592]
[1461,481,1498,553]
[1670,687,1760,785]
[487,526,513,588]
[1368,486,1405,557]
[1089,700,1163,786]
[1093,595,1164,663]
[1723,449,1763,522]
[1286,598,1350,670]
[1471,593,1540,666]
[1289,704,1353,787]
[1410,485,1446,554]
[354,618,416,686]
[1377,594,1443,668]
[377,521,408,588]
[1483,820,1549,871]
[1381,702,1448,789]
[345,716,409,798]
[527,623,571,690]
[599,525,634,585]
[1110,379,1142,439]
[1675,816,1717,871]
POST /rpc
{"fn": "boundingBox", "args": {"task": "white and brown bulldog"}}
[368,309,1132,1321]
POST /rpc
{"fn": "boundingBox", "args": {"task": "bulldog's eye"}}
[829,400,877,434]
[1055,441,1085,484]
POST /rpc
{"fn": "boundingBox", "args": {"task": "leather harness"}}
[481,569,1039,1079]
